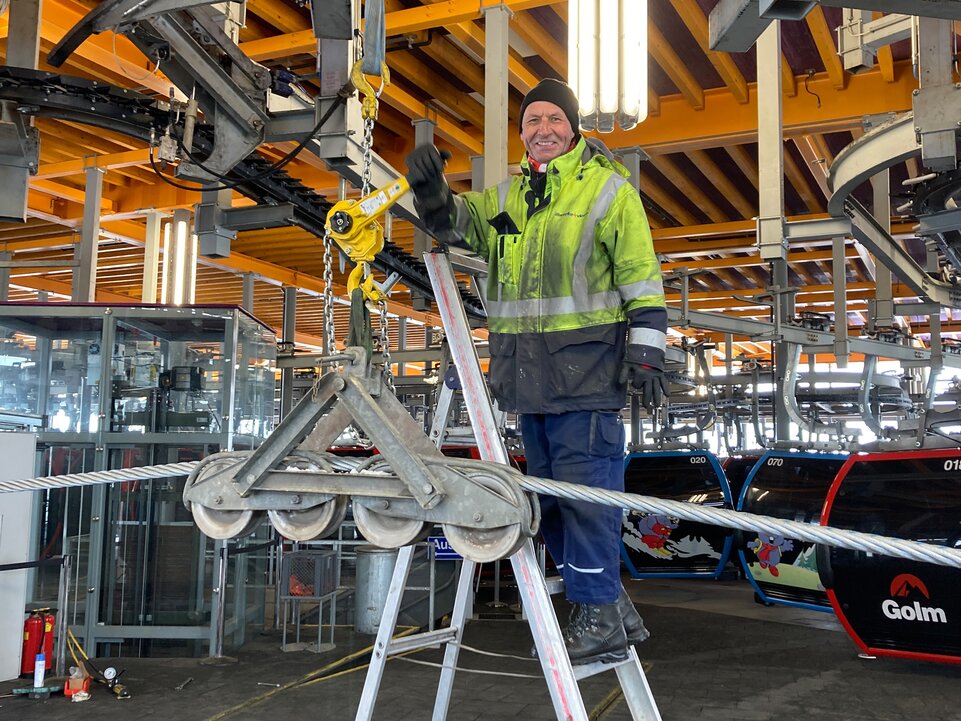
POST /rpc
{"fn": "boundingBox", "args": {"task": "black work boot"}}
[618,586,650,645]
[565,602,629,665]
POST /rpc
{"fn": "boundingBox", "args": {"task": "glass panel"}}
[0,328,41,416]
[234,315,276,442]
[100,446,209,631]
[32,445,97,627]
[110,318,226,433]
[44,322,105,433]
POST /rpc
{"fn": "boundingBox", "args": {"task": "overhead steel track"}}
[0,67,485,318]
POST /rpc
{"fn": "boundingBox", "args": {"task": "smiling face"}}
[520,100,576,165]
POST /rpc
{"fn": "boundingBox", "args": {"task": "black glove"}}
[619,361,667,410]
[406,145,454,236]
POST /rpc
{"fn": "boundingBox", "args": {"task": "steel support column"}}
[72,167,104,302]
[483,4,511,187]
[756,22,791,441]
[0,251,10,302]
[870,169,894,330]
[411,118,436,312]
[280,286,297,419]
[0,0,42,222]
[757,23,785,264]
[914,17,958,172]
[832,235,849,367]
[241,272,255,312]
[141,210,163,303]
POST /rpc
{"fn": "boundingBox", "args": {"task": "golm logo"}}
[881,574,947,624]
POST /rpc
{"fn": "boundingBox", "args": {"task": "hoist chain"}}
[323,227,337,355]
[361,115,375,196]
[359,111,394,390]
[377,297,394,392]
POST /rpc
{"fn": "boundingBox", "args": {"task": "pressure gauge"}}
[103,666,118,681]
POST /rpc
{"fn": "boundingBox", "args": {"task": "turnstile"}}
[737,451,846,611]
[621,451,734,579]
[820,449,961,664]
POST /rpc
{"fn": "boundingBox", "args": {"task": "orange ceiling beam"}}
[607,63,915,154]
[35,149,153,180]
[669,0,749,104]
[240,0,558,62]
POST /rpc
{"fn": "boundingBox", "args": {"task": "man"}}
[407,78,667,665]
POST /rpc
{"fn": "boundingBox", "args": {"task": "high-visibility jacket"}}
[449,137,667,414]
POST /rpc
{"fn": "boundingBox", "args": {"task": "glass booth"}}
[0,303,275,657]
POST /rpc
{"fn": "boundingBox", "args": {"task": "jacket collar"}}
[520,137,627,180]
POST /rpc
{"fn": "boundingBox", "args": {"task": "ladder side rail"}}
[354,544,417,721]
[423,251,591,721]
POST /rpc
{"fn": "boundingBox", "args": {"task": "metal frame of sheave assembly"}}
[354,252,660,721]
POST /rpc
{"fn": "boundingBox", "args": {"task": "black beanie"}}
[518,78,580,133]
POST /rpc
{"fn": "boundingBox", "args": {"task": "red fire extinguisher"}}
[20,609,55,677]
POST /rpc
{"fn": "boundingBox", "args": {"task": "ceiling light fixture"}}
[568,0,648,132]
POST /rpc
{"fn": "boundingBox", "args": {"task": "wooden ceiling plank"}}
[35,149,154,180]
[388,51,486,128]
[782,56,797,97]
[811,134,835,167]
[436,10,539,94]
[877,44,895,82]
[237,30,315,61]
[686,148,756,219]
[612,64,913,154]
[639,176,700,227]
[385,0,558,37]
[381,83,482,155]
[782,146,824,214]
[724,144,759,190]
[31,178,113,212]
[805,6,846,90]
[423,34,488,98]
[98,219,445,327]
[669,0,749,104]
[511,10,566,77]
[792,135,831,201]
[649,22,705,110]
[649,155,729,223]
[39,15,169,96]
[245,0,308,34]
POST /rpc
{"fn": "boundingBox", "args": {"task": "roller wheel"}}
[267,453,348,541]
[353,502,429,549]
[441,471,533,563]
[184,452,264,540]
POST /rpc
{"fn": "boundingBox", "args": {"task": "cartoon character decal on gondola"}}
[748,533,794,577]
[624,513,681,559]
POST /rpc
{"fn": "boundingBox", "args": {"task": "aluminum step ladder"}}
[354,251,661,721]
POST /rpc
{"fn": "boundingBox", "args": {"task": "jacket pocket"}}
[543,325,620,403]
[588,411,625,457]
[496,234,522,286]
[487,333,517,408]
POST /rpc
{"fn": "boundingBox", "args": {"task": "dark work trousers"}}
[521,410,625,605]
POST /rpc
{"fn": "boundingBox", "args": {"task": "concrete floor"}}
[4,577,961,721]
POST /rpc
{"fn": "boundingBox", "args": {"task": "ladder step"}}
[571,653,637,681]
[386,626,460,656]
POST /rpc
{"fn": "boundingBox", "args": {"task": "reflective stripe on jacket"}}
[450,138,666,413]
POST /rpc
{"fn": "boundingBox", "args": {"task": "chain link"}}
[361,116,374,196]
[377,297,394,392]
[359,112,394,391]
[323,227,337,355]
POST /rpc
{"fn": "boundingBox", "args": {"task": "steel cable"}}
[516,475,961,569]
[3,458,961,569]
[0,462,201,493]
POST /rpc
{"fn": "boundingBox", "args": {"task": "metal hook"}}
[350,59,391,121]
